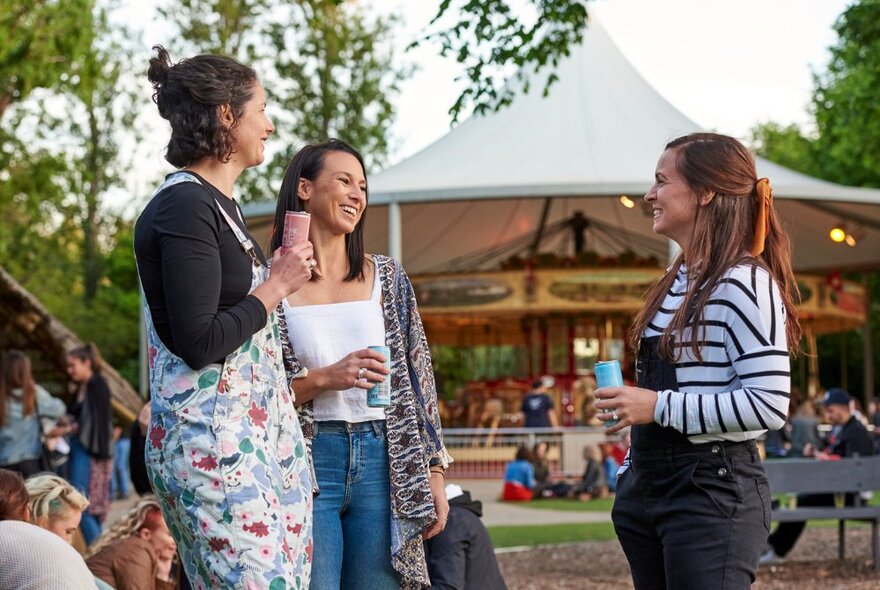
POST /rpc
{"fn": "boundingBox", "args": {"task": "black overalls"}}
[611,337,771,590]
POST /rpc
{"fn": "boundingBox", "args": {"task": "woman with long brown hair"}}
[595,133,801,588]
[0,350,67,477]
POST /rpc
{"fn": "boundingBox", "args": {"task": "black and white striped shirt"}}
[645,263,790,443]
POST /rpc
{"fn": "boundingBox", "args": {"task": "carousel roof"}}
[243,16,880,275]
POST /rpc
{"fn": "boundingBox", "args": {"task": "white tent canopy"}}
[244,17,880,274]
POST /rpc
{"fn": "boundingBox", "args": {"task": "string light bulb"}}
[619,195,635,209]
[829,225,846,243]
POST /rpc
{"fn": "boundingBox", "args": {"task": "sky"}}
[380,0,850,158]
[119,0,851,208]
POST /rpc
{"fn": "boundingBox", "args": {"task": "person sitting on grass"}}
[0,469,98,590]
[599,441,620,493]
[26,473,90,545]
[85,497,179,590]
[571,444,607,502]
[424,483,508,590]
[502,446,535,501]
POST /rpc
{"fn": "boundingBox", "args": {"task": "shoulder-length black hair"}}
[271,139,368,282]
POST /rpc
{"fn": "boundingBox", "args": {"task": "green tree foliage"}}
[0,132,70,278]
[751,0,880,399]
[157,0,267,59]
[812,0,880,188]
[1,2,144,386]
[0,0,94,119]
[62,7,141,302]
[752,1,880,188]
[158,0,408,202]
[251,0,405,193]
[422,0,588,122]
[749,122,819,177]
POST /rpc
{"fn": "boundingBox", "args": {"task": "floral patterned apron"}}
[143,172,312,589]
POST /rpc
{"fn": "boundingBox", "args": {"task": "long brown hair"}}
[628,133,801,360]
[0,350,36,427]
[0,469,29,521]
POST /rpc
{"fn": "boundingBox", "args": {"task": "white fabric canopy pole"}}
[389,200,402,261]
[668,239,681,263]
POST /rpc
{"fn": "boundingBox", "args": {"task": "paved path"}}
[453,478,612,527]
[106,478,612,530]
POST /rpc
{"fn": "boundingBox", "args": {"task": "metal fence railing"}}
[442,427,612,478]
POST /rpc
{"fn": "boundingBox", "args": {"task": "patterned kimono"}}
[277,255,453,589]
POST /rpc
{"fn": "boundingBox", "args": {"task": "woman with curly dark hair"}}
[134,46,315,588]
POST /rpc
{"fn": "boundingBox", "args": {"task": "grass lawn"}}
[488,522,618,548]
[517,497,615,512]
[488,493,879,549]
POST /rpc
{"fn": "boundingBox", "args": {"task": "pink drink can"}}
[281,211,310,251]
[366,345,391,407]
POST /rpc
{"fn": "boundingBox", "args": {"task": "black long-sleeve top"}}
[134,172,268,370]
[68,374,113,460]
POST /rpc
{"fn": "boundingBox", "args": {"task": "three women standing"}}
[272,140,452,589]
[134,46,314,588]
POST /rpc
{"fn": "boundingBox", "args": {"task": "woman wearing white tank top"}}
[271,140,452,590]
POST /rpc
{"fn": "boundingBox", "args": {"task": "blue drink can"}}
[595,360,623,427]
[367,345,391,407]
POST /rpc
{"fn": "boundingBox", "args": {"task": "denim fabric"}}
[68,437,102,545]
[310,420,400,590]
[110,437,131,499]
[0,387,66,466]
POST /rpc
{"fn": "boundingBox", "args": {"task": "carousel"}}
[243,17,880,430]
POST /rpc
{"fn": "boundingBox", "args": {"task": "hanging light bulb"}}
[829,225,846,243]
[845,234,857,247]
[619,195,635,209]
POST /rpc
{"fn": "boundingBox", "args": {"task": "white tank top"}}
[283,258,386,422]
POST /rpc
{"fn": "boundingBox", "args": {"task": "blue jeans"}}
[68,437,102,545]
[310,420,400,590]
[110,437,131,499]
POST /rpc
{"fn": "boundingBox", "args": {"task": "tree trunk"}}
[83,95,102,302]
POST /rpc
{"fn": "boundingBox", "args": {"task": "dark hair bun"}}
[148,45,172,95]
